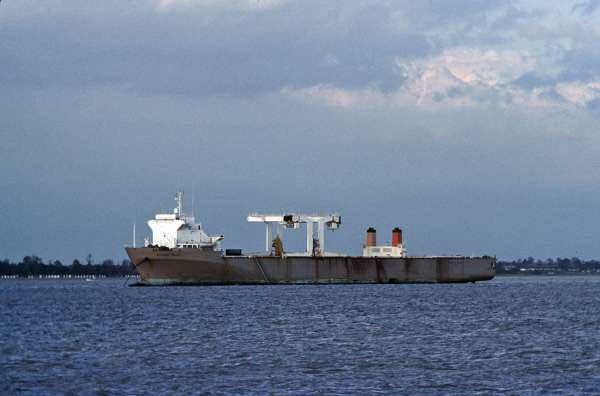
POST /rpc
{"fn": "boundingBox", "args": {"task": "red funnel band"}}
[366,228,376,247]
[392,227,402,246]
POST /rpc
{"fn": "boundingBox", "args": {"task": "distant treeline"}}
[0,255,134,277]
[497,257,600,274]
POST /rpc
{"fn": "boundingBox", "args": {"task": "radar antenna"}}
[192,187,195,218]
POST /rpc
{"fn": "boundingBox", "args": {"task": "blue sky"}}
[2,0,600,262]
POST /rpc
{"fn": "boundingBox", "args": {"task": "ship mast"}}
[175,191,184,218]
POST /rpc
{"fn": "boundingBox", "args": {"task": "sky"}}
[2,0,600,263]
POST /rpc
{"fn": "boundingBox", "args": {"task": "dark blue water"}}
[2,277,600,395]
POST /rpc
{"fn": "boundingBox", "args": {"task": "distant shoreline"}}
[0,275,139,280]
[3,274,600,281]
[0,256,135,278]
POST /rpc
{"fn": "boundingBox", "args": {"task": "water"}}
[1,277,600,395]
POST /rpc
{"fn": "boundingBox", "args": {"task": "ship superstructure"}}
[145,192,223,249]
[126,192,496,286]
[362,227,407,257]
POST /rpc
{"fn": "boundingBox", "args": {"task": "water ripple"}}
[1,277,600,394]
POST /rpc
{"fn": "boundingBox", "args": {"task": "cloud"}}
[397,47,536,107]
[572,0,600,15]
[284,48,537,109]
[156,0,283,11]
[4,0,600,116]
[281,85,389,109]
[555,81,600,106]
[282,46,600,125]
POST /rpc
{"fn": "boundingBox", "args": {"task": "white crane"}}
[247,213,341,256]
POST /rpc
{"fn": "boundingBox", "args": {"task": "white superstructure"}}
[145,192,223,249]
[362,227,407,257]
[362,245,407,257]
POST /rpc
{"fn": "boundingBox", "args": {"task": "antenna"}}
[175,191,183,217]
[133,222,136,248]
[192,186,195,218]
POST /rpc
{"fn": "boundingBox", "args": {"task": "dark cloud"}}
[511,72,557,90]
[537,89,564,102]
[586,97,600,112]
[0,0,518,98]
[431,87,466,103]
[0,1,433,97]
[446,87,465,98]
[489,5,531,30]
[3,0,595,101]
[572,0,600,15]
[559,47,600,81]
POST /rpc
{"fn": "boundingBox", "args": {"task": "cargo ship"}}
[126,192,495,285]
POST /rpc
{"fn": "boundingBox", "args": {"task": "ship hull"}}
[126,248,496,286]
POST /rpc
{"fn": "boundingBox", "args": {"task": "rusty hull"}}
[125,248,495,286]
